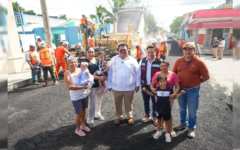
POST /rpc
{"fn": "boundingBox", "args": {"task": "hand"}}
[30,66,34,69]
[169,93,177,100]
[108,88,112,92]
[151,88,157,95]
[135,86,139,93]
[142,87,146,92]
[83,85,88,89]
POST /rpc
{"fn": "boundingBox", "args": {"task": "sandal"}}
[170,131,176,137]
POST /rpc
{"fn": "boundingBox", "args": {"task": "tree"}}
[59,14,67,19]
[169,16,181,34]
[90,5,108,24]
[12,2,35,13]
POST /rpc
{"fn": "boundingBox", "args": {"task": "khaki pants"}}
[218,47,224,59]
[233,47,236,58]
[212,48,218,58]
[112,90,135,119]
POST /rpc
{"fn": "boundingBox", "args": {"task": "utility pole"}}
[40,0,52,48]
[16,1,25,34]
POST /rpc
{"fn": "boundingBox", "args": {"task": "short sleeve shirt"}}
[154,87,173,114]
[25,50,41,68]
[219,40,225,47]
[212,41,220,48]
[152,71,180,91]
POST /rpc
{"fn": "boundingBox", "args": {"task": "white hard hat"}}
[151,38,157,44]
[62,41,69,46]
[132,41,138,47]
[36,36,41,40]
[77,43,82,46]
[29,43,35,47]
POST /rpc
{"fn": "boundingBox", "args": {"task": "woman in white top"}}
[64,57,91,137]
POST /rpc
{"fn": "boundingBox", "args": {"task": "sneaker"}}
[102,88,107,94]
[75,129,86,136]
[53,81,59,85]
[141,115,151,122]
[94,116,105,121]
[87,122,95,128]
[80,126,91,132]
[96,89,103,94]
[173,124,187,130]
[33,82,39,85]
[128,119,134,125]
[114,119,121,125]
[170,131,177,137]
[165,133,171,142]
[37,78,44,82]
[153,131,162,139]
[43,83,48,87]
[187,129,195,138]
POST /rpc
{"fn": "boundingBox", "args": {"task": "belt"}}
[181,86,199,90]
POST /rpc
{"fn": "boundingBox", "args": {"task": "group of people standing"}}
[64,41,210,142]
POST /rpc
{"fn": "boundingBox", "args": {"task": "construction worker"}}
[159,40,168,60]
[55,41,71,75]
[179,38,185,53]
[133,42,146,63]
[39,42,58,86]
[80,14,94,38]
[151,38,160,58]
[77,43,85,51]
[25,43,42,85]
[36,36,42,52]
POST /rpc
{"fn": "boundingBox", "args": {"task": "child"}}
[142,74,185,142]
[96,51,108,94]
[78,62,94,94]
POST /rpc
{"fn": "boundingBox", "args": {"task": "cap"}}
[77,43,82,46]
[151,38,157,44]
[29,43,35,47]
[36,36,41,40]
[214,37,217,39]
[62,41,69,46]
[182,43,195,49]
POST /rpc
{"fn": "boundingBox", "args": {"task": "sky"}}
[14,0,225,32]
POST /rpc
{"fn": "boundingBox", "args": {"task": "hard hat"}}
[132,41,138,47]
[62,41,69,46]
[29,43,35,47]
[151,38,157,44]
[77,43,82,46]
[36,36,41,40]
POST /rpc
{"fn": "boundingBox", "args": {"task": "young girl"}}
[143,74,185,142]
[78,62,94,94]
[96,51,108,94]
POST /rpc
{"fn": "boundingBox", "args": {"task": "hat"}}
[214,37,217,39]
[132,41,138,47]
[29,43,35,47]
[62,41,69,46]
[77,43,82,46]
[182,43,195,49]
[36,36,41,40]
[151,38,157,44]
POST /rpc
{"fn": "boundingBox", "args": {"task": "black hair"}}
[117,43,128,50]
[98,51,106,60]
[147,45,155,51]
[160,60,170,66]
[157,74,167,83]
[86,47,94,52]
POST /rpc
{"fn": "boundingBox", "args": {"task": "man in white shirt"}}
[107,43,141,125]
[218,37,225,60]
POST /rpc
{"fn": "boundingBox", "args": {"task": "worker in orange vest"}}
[81,14,94,38]
[179,38,185,53]
[55,41,72,75]
[133,42,146,63]
[151,38,160,58]
[159,40,168,60]
[39,42,58,86]
[25,43,42,85]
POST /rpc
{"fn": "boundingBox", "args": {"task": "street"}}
[8,39,233,150]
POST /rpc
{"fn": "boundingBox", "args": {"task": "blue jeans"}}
[178,86,200,130]
[141,86,156,117]
[31,67,42,82]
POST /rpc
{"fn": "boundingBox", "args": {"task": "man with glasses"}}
[172,43,210,138]
[107,43,141,125]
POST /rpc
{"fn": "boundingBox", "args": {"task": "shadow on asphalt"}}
[13,119,189,150]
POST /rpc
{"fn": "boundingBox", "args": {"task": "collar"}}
[117,55,129,60]
[146,56,156,62]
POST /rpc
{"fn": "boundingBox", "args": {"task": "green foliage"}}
[169,16,181,34]
[90,5,110,24]
[59,14,67,19]
[24,10,35,13]
[12,2,35,13]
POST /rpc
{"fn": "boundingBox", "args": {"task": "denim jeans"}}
[178,86,200,130]
[141,86,156,117]
[31,67,42,82]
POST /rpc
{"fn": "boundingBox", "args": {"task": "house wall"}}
[198,29,206,46]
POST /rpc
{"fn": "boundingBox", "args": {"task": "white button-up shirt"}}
[219,40,225,47]
[107,55,141,91]
[139,57,157,85]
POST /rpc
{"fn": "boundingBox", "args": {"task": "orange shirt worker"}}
[55,41,71,75]
[179,38,185,53]
[172,43,210,138]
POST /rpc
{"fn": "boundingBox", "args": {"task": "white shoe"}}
[153,131,162,139]
[165,133,171,142]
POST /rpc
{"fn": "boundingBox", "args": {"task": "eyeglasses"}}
[119,49,127,52]
[184,62,189,68]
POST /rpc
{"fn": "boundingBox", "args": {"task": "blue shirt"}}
[153,87,173,114]
[212,41,220,48]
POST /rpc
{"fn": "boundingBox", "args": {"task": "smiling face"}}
[118,45,128,59]
[68,59,78,69]
[86,48,95,60]
[160,62,170,72]
[98,54,105,62]
[158,79,167,88]
[147,48,155,60]
[183,47,196,58]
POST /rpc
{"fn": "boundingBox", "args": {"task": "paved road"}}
[8,39,233,150]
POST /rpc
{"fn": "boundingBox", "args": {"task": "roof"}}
[17,23,41,32]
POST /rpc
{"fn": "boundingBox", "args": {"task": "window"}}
[15,15,21,24]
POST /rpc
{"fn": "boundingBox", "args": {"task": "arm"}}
[142,87,154,96]
[150,81,157,95]
[100,63,109,74]
[169,82,180,100]
[64,71,88,90]
[175,90,185,99]
[27,61,34,69]
[200,76,210,83]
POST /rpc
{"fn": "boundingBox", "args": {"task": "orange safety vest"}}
[159,42,168,56]
[81,17,86,24]
[40,48,53,66]
[55,46,67,59]
[28,50,38,64]
[136,46,141,59]
[179,40,185,47]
